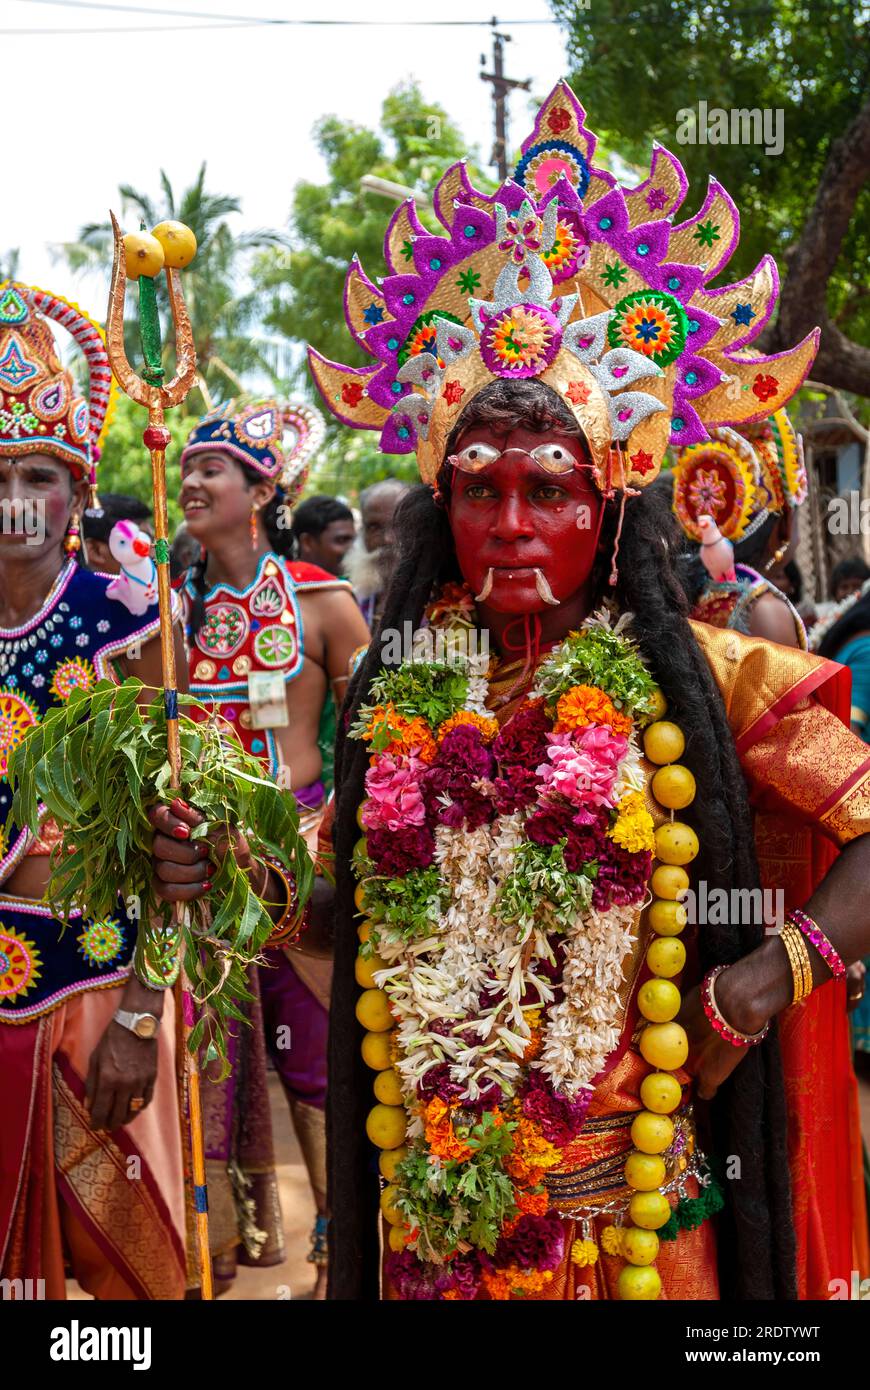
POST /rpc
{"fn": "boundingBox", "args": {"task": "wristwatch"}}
[113,1009,160,1039]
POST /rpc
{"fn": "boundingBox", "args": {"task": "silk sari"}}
[1,980,186,1299]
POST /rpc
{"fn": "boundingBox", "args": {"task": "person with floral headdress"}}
[0,283,192,1297]
[287,82,870,1301]
[669,411,808,648]
[176,398,369,1293]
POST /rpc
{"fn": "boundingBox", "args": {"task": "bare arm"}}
[309,588,370,708]
[748,590,802,648]
[682,833,870,1098]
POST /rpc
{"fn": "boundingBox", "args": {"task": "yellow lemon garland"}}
[620,690,697,1300]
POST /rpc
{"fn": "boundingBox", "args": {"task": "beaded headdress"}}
[180,398,325,503]
[0,282,115,492]
[673,408,806,543]
[308,81,818,491]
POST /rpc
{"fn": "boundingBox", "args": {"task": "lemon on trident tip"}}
[355,988,393,1032]
[629,1190,672,1230]
[388,1225,408,1252]
[646,937,686,978]
[625,1151,667,1191]
[379,1145,408,1181]
[631,1110,675,1154]
[650,864,690,900]
[618,1264,662,1300]
[637,978,681,1023]
[122,230,165,279]
[651,763,696,810]
[643,720,685,765]
[654,821,699,866]
[648,899,689,936]
[150,220,197,269]
[621,1227,660,1266]
[374,1067,404,1106]
[640,1072,683,1115]
[380,1184,405,1226]
[354,951,387,990]
[366,1103,407,1149]
[361,1029,393,1071]
[640,1021,689,1070]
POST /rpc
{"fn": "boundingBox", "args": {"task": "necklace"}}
[350,587,701,1299]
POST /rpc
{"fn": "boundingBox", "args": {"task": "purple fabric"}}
[258,951,328,1109]
[295,779,326,811]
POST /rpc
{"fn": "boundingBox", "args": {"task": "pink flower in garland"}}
[492,699,552,812]
[491,1213,565,1273]
[520,1069,593,1146]
[592,844,652,909]
[366,823,435,875]
[536,726,627,808]
[362,752,427,832]
[422,724,496,829]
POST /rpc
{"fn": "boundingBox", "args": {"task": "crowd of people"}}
[2,79,869,1307]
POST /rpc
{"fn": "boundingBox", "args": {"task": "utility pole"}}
[480,18,531,182]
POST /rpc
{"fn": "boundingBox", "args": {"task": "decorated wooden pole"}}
[105,213,214,1300]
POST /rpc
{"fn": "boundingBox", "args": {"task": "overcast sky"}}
[2,0,568,325]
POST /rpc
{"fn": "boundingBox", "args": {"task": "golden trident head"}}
[106,211,197,421]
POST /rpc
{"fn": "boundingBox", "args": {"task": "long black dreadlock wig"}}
[328,380,795,1301]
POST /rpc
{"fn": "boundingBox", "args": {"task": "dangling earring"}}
[764,544,787,573]
[250,503,259,550]
[64,511,81,555]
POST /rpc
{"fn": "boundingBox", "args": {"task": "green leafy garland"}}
[8,679,313,1070]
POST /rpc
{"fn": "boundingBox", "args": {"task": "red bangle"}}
[787,909,846,980]
[701,965,770,1048]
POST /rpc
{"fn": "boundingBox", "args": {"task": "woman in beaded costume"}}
[177,400,369,1293]
[298,83,870,1301]
[0,283,193,1297]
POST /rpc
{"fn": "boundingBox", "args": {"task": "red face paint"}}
[447,425,603,616]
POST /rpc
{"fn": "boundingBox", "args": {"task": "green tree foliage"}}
[60,164,289,414]
[549,0,870,380]
[257,82,492,373]
[254,82,494,499]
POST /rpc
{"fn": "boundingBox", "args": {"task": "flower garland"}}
[352,594,700,1300]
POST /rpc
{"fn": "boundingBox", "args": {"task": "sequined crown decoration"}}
[308,81,819,490]
[0,282,114,479]
[673,408,806,543]
[280,400,326,505]
[181,398,325,502]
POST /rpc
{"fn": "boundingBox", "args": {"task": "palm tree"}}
[0,248,20,282]
[58,164,290,410]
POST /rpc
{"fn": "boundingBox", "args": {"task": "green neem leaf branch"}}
[7,679,314,1070]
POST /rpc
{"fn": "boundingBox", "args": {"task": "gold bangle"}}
[781,923,813,1004]
[778,922,806,1000]
[262,859,299,947]
[780,927,802,1004]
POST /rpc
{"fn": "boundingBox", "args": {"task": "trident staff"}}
[105,214,213,1300]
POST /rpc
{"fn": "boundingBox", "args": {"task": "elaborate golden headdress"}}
[0,282,115,492]
[309,82,818,491]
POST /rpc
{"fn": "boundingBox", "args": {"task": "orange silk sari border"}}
[52,1054,186,1300]
[734,661,850,758]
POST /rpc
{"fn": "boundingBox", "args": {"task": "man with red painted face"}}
[149,84,870,1302]
[299,83,870,1303]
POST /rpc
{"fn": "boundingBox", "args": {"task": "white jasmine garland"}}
[360,610,654,1112]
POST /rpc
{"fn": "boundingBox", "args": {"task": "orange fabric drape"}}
[694,621,870,1298]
